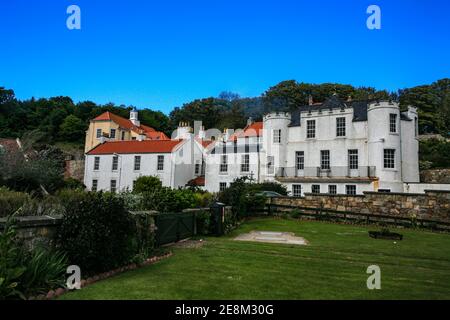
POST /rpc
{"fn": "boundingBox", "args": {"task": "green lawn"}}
[61,218,450,300]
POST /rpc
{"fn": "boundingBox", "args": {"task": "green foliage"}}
[0,215,26,299]
[218,177,268,218]
[419,139,450,168]
[130,212,156,260]
[55,192,136,275]
[399,78,450,136]
[0,143,65,194]
[195,210,211,235]
[0,215,67,299]
[247,181,288,196]
[132,176,213,212]
[60,115,87,143]
[0,187,31,218]
[0,88,171,143]
[133,176,163,193]
[62,178,86,190]
[19,247,68,296]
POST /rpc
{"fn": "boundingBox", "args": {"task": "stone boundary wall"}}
[269,190,450,222]
[0,215,62,250]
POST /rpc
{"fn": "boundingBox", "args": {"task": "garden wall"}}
[0,215,62,250]
[269,190,450,222]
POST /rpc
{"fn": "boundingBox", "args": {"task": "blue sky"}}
[0,0,449,113]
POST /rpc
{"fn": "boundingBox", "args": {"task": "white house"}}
[205,96,424,195]
[84,130,210,192]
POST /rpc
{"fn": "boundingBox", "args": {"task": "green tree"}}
[60,115,87,142]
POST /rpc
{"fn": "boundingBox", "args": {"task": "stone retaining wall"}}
[269,190,450,222]
[0,215,62,250]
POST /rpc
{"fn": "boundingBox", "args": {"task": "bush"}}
[218,177,269,218]
[133,176,162,194]
[62,178,85,190]
[0,187,30,218]
[19,247,67,296]
[196,210,211,235]
[0,216,27,299]
[0,215,67,299]
[55,192,136,275]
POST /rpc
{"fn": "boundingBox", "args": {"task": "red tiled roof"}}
[230,122,263,141]
[87,140,184,155]
[188,176,205,186]
[146,131,169,140]
[195,138,214,148]
[0,138,19,152]
[92,111,169,139]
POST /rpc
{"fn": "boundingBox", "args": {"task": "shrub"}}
[133,176,163,194]
[196,210,211,235]
[55,192,136,275]
[0,215,26,299]
[62,178,85,190]
[218,177,269,218]
[19,247,67,296]
[130,212,156,259]
[0,187,30,218]
[0,215,67,299]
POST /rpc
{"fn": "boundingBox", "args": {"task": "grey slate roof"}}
[289,96,375,126]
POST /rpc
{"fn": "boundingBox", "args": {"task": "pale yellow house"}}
[85,108,168,152]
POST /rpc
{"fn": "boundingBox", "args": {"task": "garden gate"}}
[154,212,196,246]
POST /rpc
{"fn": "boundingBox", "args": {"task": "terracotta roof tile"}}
[230,122,263,141]
[87,139,184,155]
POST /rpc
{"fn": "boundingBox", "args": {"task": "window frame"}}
[295,151,304,170]
[92,179,98,192]
[157,155,164,171]
[112,155,119,171]
[110,179,117,193]
[110,128,116,139]
[219,182,227,192]
[389,114,397,133]
[348,149,359,170]
[336,117,346,137]
[219,155,228,173]
[93,156,100,171]
[383,149,395,169]
[293,184,302,197]
[96,129,102,138]
[312,185,320,194]
[328,185,337,194]
[134,155,141,171]
[320,150,330,170]
[306,120,316,139]
[346,185,356,195]
[241,154,250,173]
[273,129,281,144]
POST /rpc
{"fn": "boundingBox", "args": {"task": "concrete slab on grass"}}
[234,231,308,245]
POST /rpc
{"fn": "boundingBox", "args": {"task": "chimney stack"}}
[308,95,313,106]
[247,117,253,126]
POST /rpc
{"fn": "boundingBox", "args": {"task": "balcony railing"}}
[275,166,376,178]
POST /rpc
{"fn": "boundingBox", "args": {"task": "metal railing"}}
[275,166,376,178]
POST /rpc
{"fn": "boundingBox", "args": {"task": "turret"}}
[130,107,140,126]
[367,101,403,191]
[263,112,291,178]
